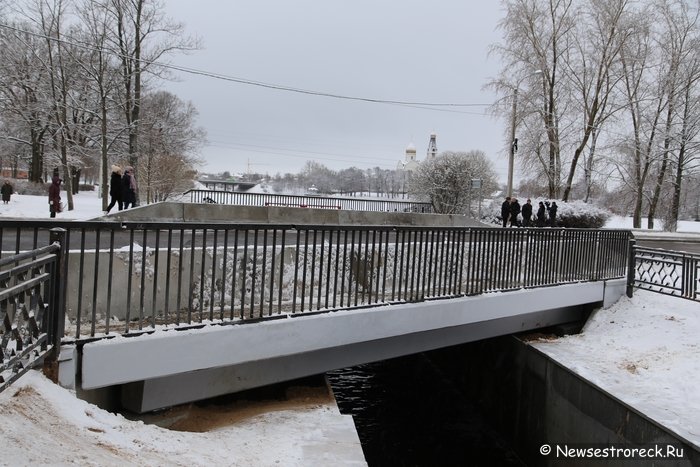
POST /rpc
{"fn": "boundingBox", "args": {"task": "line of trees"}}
[0,0,205,210]
[491,0,700,230]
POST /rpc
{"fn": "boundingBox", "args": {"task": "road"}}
[635,239,700,254]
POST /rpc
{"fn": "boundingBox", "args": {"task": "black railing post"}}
[682,254,697,299]
[626,237,636,298]
[45,228,67,379]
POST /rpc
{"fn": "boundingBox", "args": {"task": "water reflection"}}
[327,353,525,467]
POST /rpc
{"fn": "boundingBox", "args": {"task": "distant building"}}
[427,132,438,160]
[398,142,420,172]
[0,167,29,180]
[397,133,438,172]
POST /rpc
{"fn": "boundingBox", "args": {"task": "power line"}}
[205,141,398,167]
[0,22,491,109]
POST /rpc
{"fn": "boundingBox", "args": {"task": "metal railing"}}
[632,245,699,301]
[0,229,65,393]
[185,189,434,213]
[0,221,631,343]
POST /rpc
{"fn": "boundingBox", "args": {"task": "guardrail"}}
[632,245,699,301]
[0,229,65,393]
[185,189,434,213]
[0,221,631,343]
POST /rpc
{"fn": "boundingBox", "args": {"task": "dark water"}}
[327,353,526,467]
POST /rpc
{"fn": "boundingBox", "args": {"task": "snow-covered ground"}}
[605,215,700,234]
[0,371,365,466]
[532,290,700,446]
[0,192,106,220]
[1,194,699,459]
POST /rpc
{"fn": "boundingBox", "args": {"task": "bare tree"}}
[139,90,204,202]
[77,0,125,209]
[0,21,52,181]
[409,150,498,214]
[490,0,576,198]
[666,53,700,231]
[31,0,80,209]
[104,0,198,204]
[647,0,700,228]
[613,2,665,228]
[561,0,632,201]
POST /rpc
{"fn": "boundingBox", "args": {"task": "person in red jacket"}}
[48,175,62,218]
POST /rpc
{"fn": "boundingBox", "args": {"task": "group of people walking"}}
[501,196,558,228]
[106,165,138,213]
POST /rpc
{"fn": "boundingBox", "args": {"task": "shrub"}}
[555,200,610,228]
[9,180,49,196]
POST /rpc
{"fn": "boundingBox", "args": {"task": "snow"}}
[605,215,700,234]
[2,194,700,456]
[0,192,105,220]
[0,371,364,466]
[532,290,700,446]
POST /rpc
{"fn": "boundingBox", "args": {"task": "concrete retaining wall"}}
[429,337,699,466]
[104,202,485,227]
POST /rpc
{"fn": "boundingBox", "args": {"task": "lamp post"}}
[507,70,542,198]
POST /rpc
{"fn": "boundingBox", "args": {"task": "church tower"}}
[406,142,416,163]
[400,142,419,172]
[427,132,438,159]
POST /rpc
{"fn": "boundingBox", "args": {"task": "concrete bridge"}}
[0,203,633,413]
[80,279,626,412]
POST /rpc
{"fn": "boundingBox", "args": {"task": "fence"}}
[0,229,65,393]
[185,189,434,213]
[632,245,699,301]
[0,221,631,343]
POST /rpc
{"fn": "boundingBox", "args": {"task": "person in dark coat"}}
[105,165,123,213]
[509,198,521,227]
[48,175,62,218]
[536,202,546,227]
[548,201,558,226]
[521,199,533,227]
[501,196,511,227]
[122,166,137,209]
[1,180,12,204]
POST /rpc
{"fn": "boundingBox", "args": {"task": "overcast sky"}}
[162,1,507,180]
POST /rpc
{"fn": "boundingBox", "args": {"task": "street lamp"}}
[507,70,542,198]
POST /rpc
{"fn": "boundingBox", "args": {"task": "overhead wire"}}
[0,22,490,110]
[0,21,492,170]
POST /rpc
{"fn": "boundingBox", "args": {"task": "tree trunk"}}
[647,101,674,229]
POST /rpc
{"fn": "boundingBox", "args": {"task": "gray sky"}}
[163,1,507,180]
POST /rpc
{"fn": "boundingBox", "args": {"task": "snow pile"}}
[532,290,700,445]
[0,371,364,466]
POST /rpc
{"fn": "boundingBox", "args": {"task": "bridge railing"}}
[0,221,631,343]
[632,245,699,301]
[184,189,434,213]
[0,229,65,392]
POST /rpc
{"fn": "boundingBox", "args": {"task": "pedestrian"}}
[105,165,123,213]
[1,180,13,204]
[509,197,521,227]
[48,175,62,218]
[549,201,558,227]
[501,196,511,227]
[122,166,137,209]
[536,202,546,227]
[522,199,533,227]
